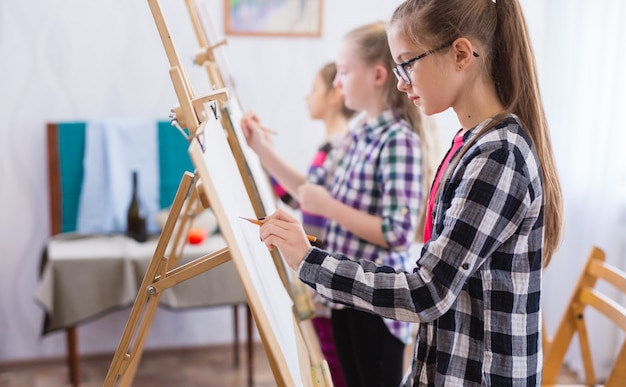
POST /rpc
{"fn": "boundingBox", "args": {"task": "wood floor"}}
[0,343,274,387]
[0,343,583,387]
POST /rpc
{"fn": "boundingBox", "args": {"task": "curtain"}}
[539,0,626,380]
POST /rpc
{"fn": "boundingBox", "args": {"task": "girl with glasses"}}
[243,21,439,387]
[257,0,563,385]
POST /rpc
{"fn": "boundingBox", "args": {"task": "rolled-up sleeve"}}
[378,132,423,250]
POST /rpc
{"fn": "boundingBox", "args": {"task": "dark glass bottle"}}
[126,171,147,242]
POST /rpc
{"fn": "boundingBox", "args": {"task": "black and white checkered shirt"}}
[298,115,544,386]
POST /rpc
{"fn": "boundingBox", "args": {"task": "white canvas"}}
[189,111,304,385]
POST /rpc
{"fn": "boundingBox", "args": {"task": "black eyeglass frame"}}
[392,40,480,85]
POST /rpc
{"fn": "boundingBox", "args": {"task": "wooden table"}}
[36,233,251,386]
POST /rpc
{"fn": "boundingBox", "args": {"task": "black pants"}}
[331,308,405,387]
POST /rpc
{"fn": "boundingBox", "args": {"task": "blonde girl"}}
[245,21,437,386]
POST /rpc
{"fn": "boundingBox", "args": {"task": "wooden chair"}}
[543,246,626,386]
[44,122,253,386]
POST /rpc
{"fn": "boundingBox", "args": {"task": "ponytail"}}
[491,1,563,265]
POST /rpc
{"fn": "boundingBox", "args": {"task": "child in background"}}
[257,0,563,386]
[244,22,438,387]
[242,62,354,387]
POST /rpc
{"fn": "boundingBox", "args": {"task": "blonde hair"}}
[390,0,563,265]
[344,22,440,241]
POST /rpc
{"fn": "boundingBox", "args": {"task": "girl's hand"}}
[240,112,273,152]
[298,183,332,217]
[259,209,311,271]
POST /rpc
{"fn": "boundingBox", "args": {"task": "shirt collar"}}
[352,109,400,140]
[463,113,517,142]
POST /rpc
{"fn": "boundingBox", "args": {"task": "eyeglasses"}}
[392,41,480,85]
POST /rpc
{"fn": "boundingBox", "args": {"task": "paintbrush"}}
[239,216,323,247]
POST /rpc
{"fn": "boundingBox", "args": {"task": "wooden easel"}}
[103,169,228,385]
[179,0,289,288]
[104,0,331,385]
[180,7,328,379]
[183,0,242,105]
[103,113,330,386]
[181,0,317,321]
[188,111,329,386]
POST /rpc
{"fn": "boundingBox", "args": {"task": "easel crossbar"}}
[149,247,231,294]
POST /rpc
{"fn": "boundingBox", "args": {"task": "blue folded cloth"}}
[76,118,160,234]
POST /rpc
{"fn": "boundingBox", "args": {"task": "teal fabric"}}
[57,123,87,233]
[56,121,192,232]
[158,121,194,209]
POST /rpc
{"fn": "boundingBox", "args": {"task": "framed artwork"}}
[224,0,323,38]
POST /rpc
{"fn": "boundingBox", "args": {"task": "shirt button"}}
[401,207,408,215]
[461,263,470,270]
[375,258,383,265]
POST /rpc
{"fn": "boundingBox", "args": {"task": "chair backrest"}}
[543,246,626,386]
[46,122,194,235]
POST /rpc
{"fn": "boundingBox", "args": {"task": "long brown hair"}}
[317,62,356,120]
[390,0,563,265]
[344,22,440,241]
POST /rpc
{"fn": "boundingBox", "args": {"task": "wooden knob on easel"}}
[193,40,227,66]
[196,179,211,209]
[193,48,214,65]
[171,105,188,131]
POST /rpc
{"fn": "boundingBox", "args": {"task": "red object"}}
[187,227,207,244]
[424,131,464,242]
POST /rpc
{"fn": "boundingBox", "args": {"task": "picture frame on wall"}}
[224,0,323,38]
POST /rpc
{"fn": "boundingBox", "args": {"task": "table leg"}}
[67,326,79,387]
[233,304,240,367]
[247,304,253,387]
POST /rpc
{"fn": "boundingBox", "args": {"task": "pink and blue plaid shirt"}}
[308,109,424,343]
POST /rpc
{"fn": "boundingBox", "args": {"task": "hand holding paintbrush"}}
[240,112,278,151]
[240,210,321,271]
[240,216,323,248]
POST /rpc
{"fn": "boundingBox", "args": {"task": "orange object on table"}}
[187,227,207,244]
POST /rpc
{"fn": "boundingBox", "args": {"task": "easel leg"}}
[67,327,79,387]
[104,172,239,385]
[117,297,163,386]
[104,173,197,385]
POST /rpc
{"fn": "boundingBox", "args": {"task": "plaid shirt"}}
[271,141,337,239]
[308,109,423,343]
[299,115,544,386]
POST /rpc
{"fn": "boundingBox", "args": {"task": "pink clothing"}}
[423,131,465,241]
[312,317,346,387]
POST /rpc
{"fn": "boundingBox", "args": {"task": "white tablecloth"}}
[36,233,247,333]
